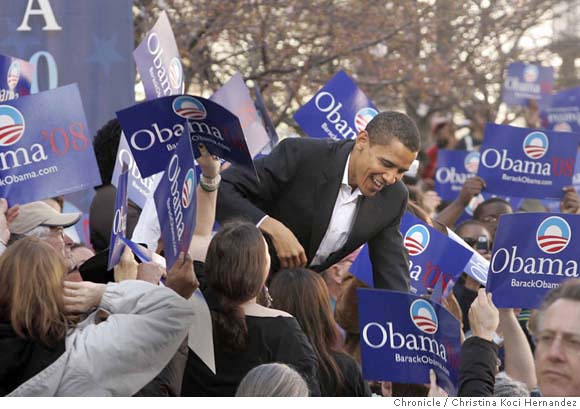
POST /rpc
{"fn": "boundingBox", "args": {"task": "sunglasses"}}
[461,235,491,252]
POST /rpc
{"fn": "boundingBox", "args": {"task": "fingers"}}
[0,198,7,213]
[63,280,84,290]
[120,245,133,262]
[429,369,437,388]
[6,205,19,223]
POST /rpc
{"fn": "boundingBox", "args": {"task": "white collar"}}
[342,153,362,196]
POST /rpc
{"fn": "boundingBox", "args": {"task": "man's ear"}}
[355,130,370,150]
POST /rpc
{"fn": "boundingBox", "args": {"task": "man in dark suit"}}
[216,111,420,291]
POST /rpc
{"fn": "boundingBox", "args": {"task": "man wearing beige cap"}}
[3,200,82,270]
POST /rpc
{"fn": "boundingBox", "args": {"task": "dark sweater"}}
[459,336,498,397]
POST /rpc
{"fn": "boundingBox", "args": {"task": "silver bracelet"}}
[200,174,221,192]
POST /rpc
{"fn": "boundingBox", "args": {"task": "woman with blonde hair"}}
[0,237,194,396]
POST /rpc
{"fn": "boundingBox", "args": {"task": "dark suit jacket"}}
[216,137,410,291]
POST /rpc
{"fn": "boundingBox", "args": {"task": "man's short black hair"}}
[93,118,122,186]
[473,197,512,221]
[366,111,421,152]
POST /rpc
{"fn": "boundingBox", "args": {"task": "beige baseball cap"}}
[9,201,82,235]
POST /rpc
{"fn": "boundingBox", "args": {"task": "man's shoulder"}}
[278,136,354,154]
[378,180,409,201]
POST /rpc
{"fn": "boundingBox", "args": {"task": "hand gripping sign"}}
[358,289,461,395]
[210,73,270,158]
[0,53,33,103]
[477,123,580,200]
[153,124,197,271]
[502,62,553,108]
[116,95,255,179]
[0,84,102,205]
[435,150,480,201]
[401,212,473,302]
[134,10,184,100]
[486,213,580,309]
[541,87,580,133]
[107,163,129,270]
[293,70,378,140]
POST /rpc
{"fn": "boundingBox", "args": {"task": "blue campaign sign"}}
[116,94,255,178]
[447,228,490,286]
[107,163,129,270]
[487,213,580,308]
[435,150,480,201]
[402,212,473,301]
[541,87,580,133]
[0,84,101,205]
[134,11,183,100]
[111,133,162,209]
[211,73,270,158]
[358,289,461,395]
[293,70,378,140]
[502,62,553,108]
[477,123,580,199]
[0,53,33,103]
[153,124,197,271]
[349,244,374,287]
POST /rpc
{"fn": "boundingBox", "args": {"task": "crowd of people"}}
[1,107,580,398]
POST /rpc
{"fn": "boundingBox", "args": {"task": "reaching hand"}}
[63,281,106,315]
[197,143,221,178]
[166,251,198,299]
[0,199,18,245]
[422,190,442,217]
[114,246,138,282]
[560,186,580,214]
[468,289,499,342]
[260,216,307,269]
[457,177,486,208]
[137,261,166,285]
[427,369,448,397]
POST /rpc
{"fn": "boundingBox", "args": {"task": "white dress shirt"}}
[310,154,362,266]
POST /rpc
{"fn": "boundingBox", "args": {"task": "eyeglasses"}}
[534,331,580,352]
[47,226,65,240]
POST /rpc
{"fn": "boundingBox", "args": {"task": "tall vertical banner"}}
[358,289,461,395]
[486,213,580,309]
[0,0,134,243]
[477,123,580,199]
[435,150,480,201]
[401,212,472,300]
[502,62,553,108]
[0,84,102,205]
[0,54,33,102]
[134,11,184,100]
[154,125,197,271]
[293,70,378,140]
[211,73,270,158]
[107,163,129,270]
[541,87,580,133]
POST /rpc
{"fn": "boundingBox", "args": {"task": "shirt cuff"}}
[256,215,269,228]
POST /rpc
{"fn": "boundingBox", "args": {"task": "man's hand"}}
[468,289,499,342]
[427,369,448,397]
[137,262,166,285]
[457,176,486,207]
[422,190,441,217]
[197,143,220,178]
[259,216,307,269]
[0,199,18,245]
[63,281,106,315]
[166,251,198,299]
[560,186,580,214]
[114,246,138,282]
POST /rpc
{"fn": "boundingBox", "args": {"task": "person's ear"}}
[355,130,370,150]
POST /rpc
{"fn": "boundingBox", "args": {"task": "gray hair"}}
[8,226,51,245]
[235,363,309,397]
[494,372,529,397]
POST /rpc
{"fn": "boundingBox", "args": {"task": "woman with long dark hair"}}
[180,221,319,396]
[270,267,370,396]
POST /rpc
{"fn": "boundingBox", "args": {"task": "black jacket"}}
[459,336,499,397]
[216,137,410,291]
